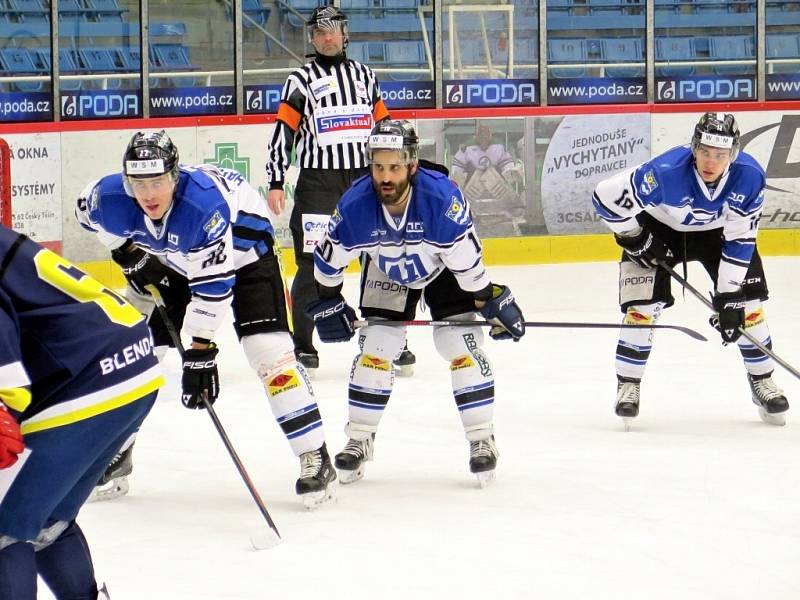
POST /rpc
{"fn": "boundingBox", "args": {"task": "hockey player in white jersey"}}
[593,112,789,428]
[305,120,526,487]
[76,130,336,508]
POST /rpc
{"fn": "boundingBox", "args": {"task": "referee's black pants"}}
[290,167,368,357]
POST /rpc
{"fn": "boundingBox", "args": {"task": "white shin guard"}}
[433,315,496,441]
[242,332,324,456]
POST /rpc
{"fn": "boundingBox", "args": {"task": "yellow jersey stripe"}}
[21,375,164,435]
[0,387,32,412]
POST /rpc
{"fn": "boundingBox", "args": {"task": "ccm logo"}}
[183,360,216,369]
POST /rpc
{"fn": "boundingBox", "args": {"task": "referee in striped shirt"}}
[266,5,415,376]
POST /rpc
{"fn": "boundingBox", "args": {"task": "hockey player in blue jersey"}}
[305,120,525,487]
[76,130,336,508]
[0,225,162,600]
[593,112,789,428]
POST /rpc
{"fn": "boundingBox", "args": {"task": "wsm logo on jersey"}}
[378,254,427,284]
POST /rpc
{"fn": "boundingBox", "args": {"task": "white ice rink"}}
[46,258,800,600]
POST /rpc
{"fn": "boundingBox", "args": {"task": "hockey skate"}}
[296,443,337,509]
[334,434,374,484]
[469,436,498,488]
[296,352,319,379]
[748,372,789,426]
[615,376,641,432]
[88,444,134,502]
[393,345,416,377]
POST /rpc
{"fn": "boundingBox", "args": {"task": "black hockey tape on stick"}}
[656,260,800,381]
[353,319,708,342]
[145,285,282,546]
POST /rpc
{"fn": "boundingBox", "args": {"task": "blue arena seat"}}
[385,40,425,81]
[152,43,196,87]
[513,36,539,77]
[708,35,754,75]
[0,47,44,92]
[601,37,644,77]
[58,0,92,22]
[589,0,624,14]
[693,0,728,13]
[548,38,587,78]
[655,36,696,76]
[86,0,126,22]
[78,47,123,88]
[8,0,48,24]
[766,33,800,73]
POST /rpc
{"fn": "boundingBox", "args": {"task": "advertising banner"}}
[244,84,283,114]
[655,75,756,103]
[540,113,650,234]
[547,76,647,105]
[61,90,140,120]
[380,81,435,109]
[443,78,538,107]
[0,91,52,123]
[766,73,800,101]
[149,85,236,117]
[3,133,62,250]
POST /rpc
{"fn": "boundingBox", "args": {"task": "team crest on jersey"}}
[203,210,227,240]
[328,208,342,233]
[445,194,469,225]
[360,354,390,371]
[267,370,300,396]
[639,170,658,196]
[450,355,474,371]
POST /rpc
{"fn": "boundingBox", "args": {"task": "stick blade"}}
[250,527,282,551]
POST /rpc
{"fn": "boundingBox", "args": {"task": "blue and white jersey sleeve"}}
[436,192,490,293]
[717,168,764,293]
[75,177,131,250]
[592,163,656,236]
[313,207,360,290]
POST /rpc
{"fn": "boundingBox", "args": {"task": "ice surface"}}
[41,259,800,599]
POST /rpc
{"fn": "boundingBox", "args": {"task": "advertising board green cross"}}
[204,143,249,180]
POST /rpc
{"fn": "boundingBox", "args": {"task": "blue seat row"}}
[0,43,196,91]
[348,40,427,81]
[547,34,790,77]
[2,0,127,24]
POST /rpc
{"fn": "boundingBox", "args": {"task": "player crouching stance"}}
[593,112,789,429]
[306,120,525,488]
[76,131,336,508]
[0,226,162,599]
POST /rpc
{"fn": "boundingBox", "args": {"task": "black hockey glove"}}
[111,241,169,296]
[305,295,356,343]
[478,284,526,342]
[710,291,746,344]
[181,344,220,409]
[615,228,672,269]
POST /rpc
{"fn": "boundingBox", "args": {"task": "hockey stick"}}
[353,319,708,341]
[145,285,282,548]
[656,261,800,381]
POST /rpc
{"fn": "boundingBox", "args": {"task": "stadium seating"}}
[78,46,122,88]
[8,0,48,24]
[601,37,644,77]
[0,47,44,91]
[708,35,754,75]
[151,43,196,87]
[548,38,587,78]
[384,40,425,81]
[766,32,800,73]
[655,36,696,77]
[87,0,126,22]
